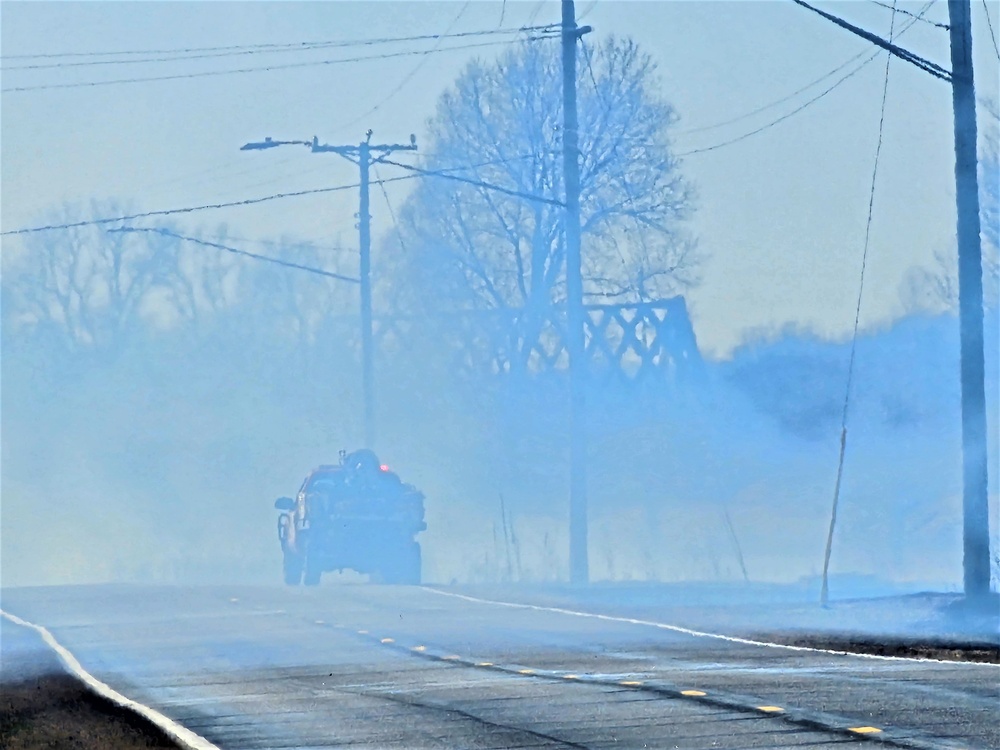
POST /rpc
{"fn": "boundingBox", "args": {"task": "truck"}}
[274,449,425,586]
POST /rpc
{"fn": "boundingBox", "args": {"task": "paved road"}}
[2,584,997,749]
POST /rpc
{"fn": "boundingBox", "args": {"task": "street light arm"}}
[240,136,313,150]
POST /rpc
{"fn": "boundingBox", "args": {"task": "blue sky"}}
[2,0,998,355]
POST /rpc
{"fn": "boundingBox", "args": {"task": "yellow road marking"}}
[412,645,426,652]
[476,662,493,667]
[619,680,643,686]
[757,706,784,713]
[681,690,706,696]
[380,638,394,644]
[849,727,883,735]
[518,669,535,675]
[563,674,580,680]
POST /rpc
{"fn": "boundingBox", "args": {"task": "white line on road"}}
[422,589,999,667]
[1,609,222,750]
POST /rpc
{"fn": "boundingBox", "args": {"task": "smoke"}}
[2,265,996,594]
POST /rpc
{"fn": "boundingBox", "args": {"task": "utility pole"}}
[562,0,588,585]
[794,0,992,601]
[241,131,417,449]
[947,0,991,599]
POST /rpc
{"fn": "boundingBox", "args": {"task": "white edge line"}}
[422,588,1000,668]
[1,609,222,750]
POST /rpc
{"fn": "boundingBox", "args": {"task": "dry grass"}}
[1,618,182,750]
[0,673,182,750]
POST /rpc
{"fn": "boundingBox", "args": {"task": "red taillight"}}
[380,464,390,472]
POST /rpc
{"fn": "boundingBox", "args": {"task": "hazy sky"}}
[2,0,998,356]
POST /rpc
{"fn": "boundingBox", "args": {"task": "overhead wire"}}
[678,0,934,137]
[578,0,600,23]
[379,157,564,206]
[332,1,473,132]
[792,0,951,81]
[677,61,880,156]
[524,1,548,29]
[677,48,872,135]
[869,0,949,29]
[677,2,936,157]
[107,226,360,283]
[1,25,559,64]
[1,155,541,236]
[2,38,538,93]
[820,0,899,607]
[374,164,408,254]
[213,234,352,254]
[983,0,1000,61]
[2,183,368,236]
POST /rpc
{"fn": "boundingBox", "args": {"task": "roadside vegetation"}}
[1,621,181,750]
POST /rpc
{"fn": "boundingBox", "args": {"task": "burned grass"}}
[747,631,1000,664]
[0,672,184,750]
[1,617,183,750]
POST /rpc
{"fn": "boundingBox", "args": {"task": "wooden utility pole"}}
[562,0,588,584]
[794,0,992,601]
[947,0,991,599]
[357,139,376,449]
[241,131,417,449]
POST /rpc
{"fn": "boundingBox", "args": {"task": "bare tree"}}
[381,36,698,319]
[2,203,185,350]
[2,204,357,352]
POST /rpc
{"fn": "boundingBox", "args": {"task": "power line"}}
[2,41,351,71]
[821,0,898,608]
[984,0,1000,61]
[677,57,879,156]
[677,4,935,156]
[525,1,548,29]
[332,2,473,132]
[1,25,559,63]
[792,0,951,81]
[107,226,361,283]
[213,234,352,254]
[578,0,600,22]
[1,183,365,236]
[380,157,564,206]
[1,156,535,236]
[374,165,408,254]
[2,38,538,93]
[869,0,949,29]
[676,3,931,141]
[2,39,352,60]
[677,48,872,135]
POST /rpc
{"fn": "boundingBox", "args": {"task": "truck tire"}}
[379,541,421,585]
[303,560,322,586]
[283,549,304,586]
[302,537,322,585]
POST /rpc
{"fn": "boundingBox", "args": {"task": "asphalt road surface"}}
[2,584,997,750]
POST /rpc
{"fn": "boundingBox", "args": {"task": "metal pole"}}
[948,0,991,599]
[562,0,588,585]
[359,141,376,449]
